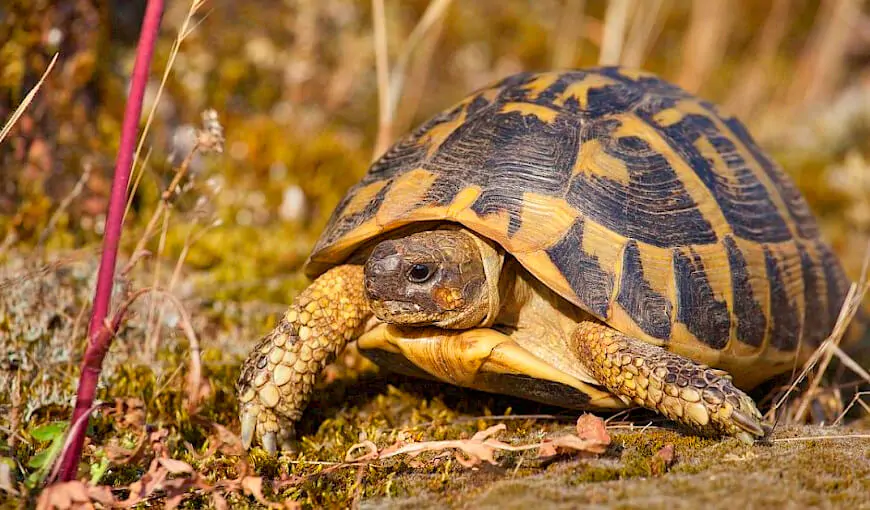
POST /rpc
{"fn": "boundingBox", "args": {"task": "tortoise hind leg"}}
[571,321,771,443]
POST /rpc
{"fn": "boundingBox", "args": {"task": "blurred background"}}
[2,0,870,295]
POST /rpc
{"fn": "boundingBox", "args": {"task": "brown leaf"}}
[0,460,18,496]
[212,492,228,510]
[86,486,115,506]
[537,415,611,458]
[158,458,194,475]
[651,444,676,475]
[241,476,283,509]
[36,481,91,510]
[379,424,509,468]
[575,414,611,447]
[536,440,559,458]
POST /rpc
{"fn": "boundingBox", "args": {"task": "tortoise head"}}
[364,228,503,329]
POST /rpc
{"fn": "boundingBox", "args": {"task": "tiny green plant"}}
[26,421,67,488]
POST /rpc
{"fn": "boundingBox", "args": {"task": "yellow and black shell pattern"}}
[304,67,851,382]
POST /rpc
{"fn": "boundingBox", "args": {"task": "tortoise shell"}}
[304,67,851,382]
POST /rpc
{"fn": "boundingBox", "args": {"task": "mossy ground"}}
[2,1,870,508]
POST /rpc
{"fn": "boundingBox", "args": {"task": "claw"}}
[262,431,278,455]
[730,407,767,439]
[240,406,258,450]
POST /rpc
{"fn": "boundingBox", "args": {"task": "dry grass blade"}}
[834,391,870,425]
[620,0,669,68]
[0,53,58,146]
[551,0,586,69]
[771,240,870,422]
[786,0,862,109]
[387,0,453,120]
[130,0,209,191]
[37,164,93,249]
[676,0,732,93]
[772,434,870,443]
[598,0,630,66]
[723,0,792,118]
[372,0,392,160]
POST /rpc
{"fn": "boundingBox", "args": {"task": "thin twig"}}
[772,434,870,443]
[833,391,870,425]
[37,164,93,249]
[598,0,630,66]
[387,0,453,121]
[372,0,392,160]
[122,141,202,277]
[792,244,870,422]
[131,0,209,184]
[551,0,586,69]
[620,0,669,68]
[676,0,732,93]
[0,53,58,145]
[771,241,870,422]
[123,147,153,224]
[145,210,172,359]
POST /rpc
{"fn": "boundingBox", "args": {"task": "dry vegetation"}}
[1,0,870,508]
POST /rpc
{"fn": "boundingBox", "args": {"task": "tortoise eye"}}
[407,263,433,283]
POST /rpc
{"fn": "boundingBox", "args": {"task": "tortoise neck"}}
[465,229,506,328]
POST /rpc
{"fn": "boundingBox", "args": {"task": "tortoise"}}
[237,66,855,453]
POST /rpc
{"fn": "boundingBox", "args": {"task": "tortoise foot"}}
[572,321,771,442]
[236,265,369,453]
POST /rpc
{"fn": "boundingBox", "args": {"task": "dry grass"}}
[598,0,630,66]
[620,0,669,69]
[676,0,732,93]
[770,241,870,424]
[0,53,58,147]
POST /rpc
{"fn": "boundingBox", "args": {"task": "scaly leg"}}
[236,265,370,453]
[571,321,771,443]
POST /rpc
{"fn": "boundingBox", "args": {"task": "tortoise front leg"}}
[571,321,771,444]
[236,265,370,453]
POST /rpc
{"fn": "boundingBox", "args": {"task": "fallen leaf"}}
[537,415,611,458]
[158,458,194,475]
[575,414,611,447]
[651,444,676,475]
[241,476,283,509]
[86,486,115,506]
[212,492,228,510]
[36,481,91,510]
[0,459,18,496]
[379,424,515,468]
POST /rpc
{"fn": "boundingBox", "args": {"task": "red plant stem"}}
[56,0,165,482]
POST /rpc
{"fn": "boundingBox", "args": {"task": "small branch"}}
[0,53,58,145]
[122,141,201,277]
[386,0,453,120]
[372,0,392,160]
[620,0,669,68]
[37,163,93,250]
[551,0,586,69]
[598,0,630,66]
[56,0,164,482]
